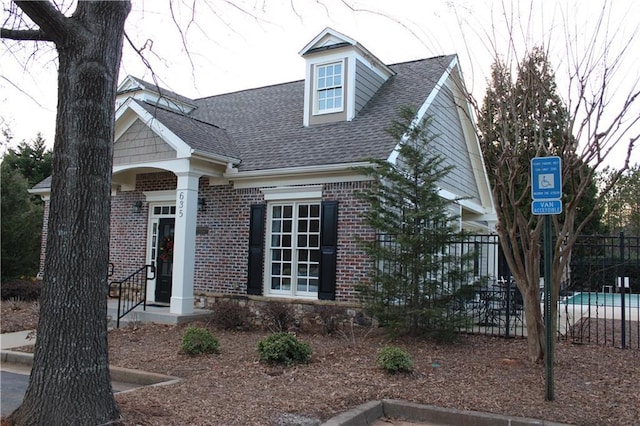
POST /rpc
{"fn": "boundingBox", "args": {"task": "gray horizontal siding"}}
[427,85,481,204]
[355,59,386,115]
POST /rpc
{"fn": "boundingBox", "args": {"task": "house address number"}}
[178,191,185,217]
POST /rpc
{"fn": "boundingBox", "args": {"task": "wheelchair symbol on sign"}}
[539,174,554,188]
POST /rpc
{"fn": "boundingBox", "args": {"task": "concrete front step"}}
[107,301,213,327]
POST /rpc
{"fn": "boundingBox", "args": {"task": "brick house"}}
[31,28,496,318]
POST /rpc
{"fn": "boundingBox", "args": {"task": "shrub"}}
[181,326,219,356]
[213,300,252,330]
[0,278,41,301]
[314,305,346,335]
[376,345,413,374]
[263,302,296,332]
[257,332,312,365]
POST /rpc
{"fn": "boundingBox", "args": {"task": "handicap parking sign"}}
[531,156,562,215]
[531,157,562,200]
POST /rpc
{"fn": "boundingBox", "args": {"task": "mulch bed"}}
[2,301,640,425]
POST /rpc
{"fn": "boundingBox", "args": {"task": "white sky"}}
[1,0,638,167]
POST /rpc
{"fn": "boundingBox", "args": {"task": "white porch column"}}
[170,171,200,314]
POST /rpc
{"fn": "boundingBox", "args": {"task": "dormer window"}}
[315,61,344,114]
[300,28,395,127]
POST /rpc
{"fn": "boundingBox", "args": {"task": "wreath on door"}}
[159,236,174,261]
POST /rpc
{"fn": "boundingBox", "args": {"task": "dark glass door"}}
[155,218,175,303]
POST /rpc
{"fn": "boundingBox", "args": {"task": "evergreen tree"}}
[0,163,43,278]
[0,134,51,279]
[601,164,640,235]
[356,106,476,339]
[2,133,53,188]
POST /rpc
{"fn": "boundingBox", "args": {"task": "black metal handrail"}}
[109,264,156,328]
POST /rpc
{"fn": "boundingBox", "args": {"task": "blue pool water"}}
[565,292,640,308]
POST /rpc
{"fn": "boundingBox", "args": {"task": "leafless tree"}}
[460,0,639,362]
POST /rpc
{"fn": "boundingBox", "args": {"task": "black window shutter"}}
[247,204,265,295]
[319,200,338,300]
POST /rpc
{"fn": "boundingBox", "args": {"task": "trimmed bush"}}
[376,345,413,374]
[257,332,312,365]
[181,326,219,356]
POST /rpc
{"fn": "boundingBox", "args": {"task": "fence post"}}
[505,279,511,338]
[620,232,626,349]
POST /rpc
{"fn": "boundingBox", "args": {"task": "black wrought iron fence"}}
[372,232,639,348]
[559,233,640,349]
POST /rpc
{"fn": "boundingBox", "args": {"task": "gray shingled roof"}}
[134,100,241,161]
[32,54,457,190]
[189,55,456,172]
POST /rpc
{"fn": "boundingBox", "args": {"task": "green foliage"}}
[1,165,44,279]
[600,165,640,235]
[376,345,413,374]
[256,332,312,365]
[181,326,220,356]
[2,133,53,187]
[355,106,476,337]
[0,134,53,279]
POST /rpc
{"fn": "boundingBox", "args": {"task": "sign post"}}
[531,156,562,402]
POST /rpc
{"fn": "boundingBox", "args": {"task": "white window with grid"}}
[267,202,321,298]
[315,61,344,114]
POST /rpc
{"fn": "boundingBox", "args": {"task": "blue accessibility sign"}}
[532,200,563,215]
[531,156,562,200]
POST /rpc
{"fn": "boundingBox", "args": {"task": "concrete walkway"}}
[0,330,36,350]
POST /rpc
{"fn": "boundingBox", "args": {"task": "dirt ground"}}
[2,300,640,425]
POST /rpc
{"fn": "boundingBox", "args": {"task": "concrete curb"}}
[321,400,383,426]
[321,399,573,426]
[0,350,181,391]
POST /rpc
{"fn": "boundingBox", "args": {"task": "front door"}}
[155,218,175,303]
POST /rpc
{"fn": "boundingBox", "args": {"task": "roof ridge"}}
[194,79,304,102]
[388,54,456,68]
[137,100,224,130]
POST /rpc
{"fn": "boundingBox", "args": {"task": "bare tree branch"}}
[11,0,70,44]
[0,28,53,41]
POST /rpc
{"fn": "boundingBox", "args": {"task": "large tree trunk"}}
[9,2,131,424]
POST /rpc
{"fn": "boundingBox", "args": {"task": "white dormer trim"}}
[116,75,197,115]
[301,28,395,127]
[299,28,358,55]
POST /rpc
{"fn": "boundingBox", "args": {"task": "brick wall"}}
[37,172,374,304]
[324,181,375,302]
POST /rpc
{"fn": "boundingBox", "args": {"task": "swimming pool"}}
[564,292,640,308]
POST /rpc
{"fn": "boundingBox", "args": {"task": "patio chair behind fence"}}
[374,233,640,349]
